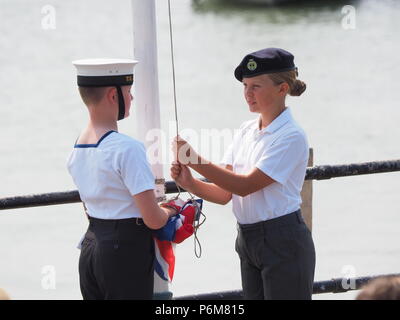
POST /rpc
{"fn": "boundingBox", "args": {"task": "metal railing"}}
[1,159,400,211]
[173,273,400,299]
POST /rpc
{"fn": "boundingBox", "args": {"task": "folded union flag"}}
[153,199,203,282]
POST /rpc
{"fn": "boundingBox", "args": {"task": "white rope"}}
[167,0,205,258]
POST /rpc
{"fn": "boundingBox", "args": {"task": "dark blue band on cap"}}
[77,74,134,87]
[238,66,297,79]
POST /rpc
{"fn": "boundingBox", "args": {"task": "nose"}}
[130,93,133,101]
[244,87,254,99]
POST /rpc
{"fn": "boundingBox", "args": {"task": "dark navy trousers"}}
[79,217,155,300]
[236,210,316,300]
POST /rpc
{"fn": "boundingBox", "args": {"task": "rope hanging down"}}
[167,0,206,258]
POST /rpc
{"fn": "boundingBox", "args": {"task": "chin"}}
[248,106,260,113]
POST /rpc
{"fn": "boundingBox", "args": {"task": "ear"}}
[279,82,290,96]
[106,87,117,104]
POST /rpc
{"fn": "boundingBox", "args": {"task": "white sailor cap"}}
[72,58,138,87]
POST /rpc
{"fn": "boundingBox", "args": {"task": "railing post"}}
[301,148,313,232]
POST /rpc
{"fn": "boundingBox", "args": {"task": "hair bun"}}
[290,80,306,96]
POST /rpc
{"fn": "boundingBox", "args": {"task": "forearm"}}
[135,190,177,230]
[190,158,250,197]
[187,178,232,205]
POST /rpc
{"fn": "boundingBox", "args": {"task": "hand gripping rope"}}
[165,0,206,258]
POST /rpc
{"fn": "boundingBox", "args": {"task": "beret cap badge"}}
[247,59,257,71]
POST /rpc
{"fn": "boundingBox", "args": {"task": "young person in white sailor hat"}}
[67,59,177,300]
[171,48,316,300]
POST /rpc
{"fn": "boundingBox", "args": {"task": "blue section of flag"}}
[154,253,169,282]
[153,215,179,241]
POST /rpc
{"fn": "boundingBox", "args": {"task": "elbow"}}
[233,177,252,197]
[236,187,251,197]
[216,193,232,205]
[143,212,169,230]
[218,200,230,205]
[145,222,163,230]
[236,191,248,197]
[235,177,261,197]
[145,219,166,230]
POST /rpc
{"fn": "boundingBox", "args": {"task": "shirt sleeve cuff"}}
[129,183,156,196]
[255,164,285,185]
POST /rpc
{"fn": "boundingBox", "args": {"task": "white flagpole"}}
[131,0,171,299]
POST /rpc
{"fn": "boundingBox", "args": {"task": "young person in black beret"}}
[171,48,316,300]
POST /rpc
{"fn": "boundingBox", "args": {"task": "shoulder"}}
[104,133,149,168]
[284,122,307,139]
[107,132,146,153]
[274,122,308,149]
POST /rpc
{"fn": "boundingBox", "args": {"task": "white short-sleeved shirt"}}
[66,130,155,220]
[221,107,309,224]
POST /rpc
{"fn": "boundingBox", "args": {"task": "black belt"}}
[88,216,144,226]
[238,209,303,231]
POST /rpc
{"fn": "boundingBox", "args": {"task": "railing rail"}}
[173,273,400,299]
[1,159,400,211]
[306,159,400,180]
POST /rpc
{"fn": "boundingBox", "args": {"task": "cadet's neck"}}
[88,115,118,134]
[259,105,287,130]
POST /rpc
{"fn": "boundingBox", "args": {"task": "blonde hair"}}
[268,70,307,97]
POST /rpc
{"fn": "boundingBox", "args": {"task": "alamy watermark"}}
[341,264,357,290]
[41,265,56,290]
[341,5,356,30]
[144,121,239,166]
[41,5,56,30]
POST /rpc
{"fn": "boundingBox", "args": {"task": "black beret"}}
[234,48,297,82]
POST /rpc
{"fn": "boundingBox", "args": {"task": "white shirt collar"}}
[258,107,292,135]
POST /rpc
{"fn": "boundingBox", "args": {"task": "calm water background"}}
[0,0,400,299]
